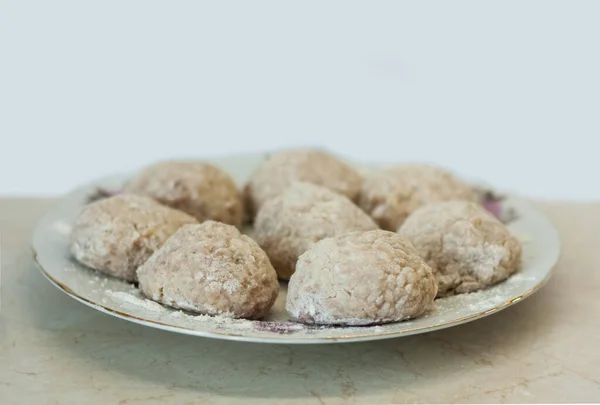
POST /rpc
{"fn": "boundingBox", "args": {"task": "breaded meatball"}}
[70,195,197,282]
[124,161,243,227]
[137,221,279,319]
[398,200,522,296]
[358,164,477,231]
[286,230,437,325]
[244,149,363,219]
[253,182,378,280]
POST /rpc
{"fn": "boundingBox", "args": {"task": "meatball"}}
[253,182,378,280]
[124,161,243,227]
[70,195,197,282]
[137,221,279,319]
[243,149,363,219]
[358,164,477,231]
[286,230,437,325]
[398,200,522,296]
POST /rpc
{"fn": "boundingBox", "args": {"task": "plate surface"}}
[31,153,560,343]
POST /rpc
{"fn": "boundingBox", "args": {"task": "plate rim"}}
[32,247,557,344]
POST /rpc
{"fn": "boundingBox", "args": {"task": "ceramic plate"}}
[31,153,560,344]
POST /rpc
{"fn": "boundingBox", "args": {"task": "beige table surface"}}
[1,198,599,404]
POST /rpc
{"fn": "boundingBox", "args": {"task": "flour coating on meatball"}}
[398,200,522,296]
[253,182,378,280]
[244,149,363,219]
[286,230,437,325]
[70,195,197,282]
[137,221,279,319]
[358,164,477,231]
[125,161,243,227]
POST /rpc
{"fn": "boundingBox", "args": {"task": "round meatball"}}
[398,200,522,296]
[253,182,378,280]
[70,195,197,282]
[358,164,477,231]
[137,221,279,319]
[244,149,363,219]
[124,161,243,227]
[286,230,437,325]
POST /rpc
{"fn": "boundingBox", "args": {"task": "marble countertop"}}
[1,199,599,404]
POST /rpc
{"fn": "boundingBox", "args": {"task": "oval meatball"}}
[125,161,243,227]
[358,164,477,231]
[70,194,197,282]
[286,230,437,325]
[398,200,522,296]
[137,221,279,319]
[244,149,363,219]
[253,182,378,280]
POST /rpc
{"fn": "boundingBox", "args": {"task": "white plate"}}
[31,152,560,344]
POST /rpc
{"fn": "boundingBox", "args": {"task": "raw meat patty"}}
[125,161,243,227]
[358,164,477,231]
[398,200,522,296]
[70,194,197,282]
[244,149,362,219]
[253,182,378,280]
[286,230,437,325]
[137,221,279,319]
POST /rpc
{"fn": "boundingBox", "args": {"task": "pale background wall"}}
[1,1,598,199]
